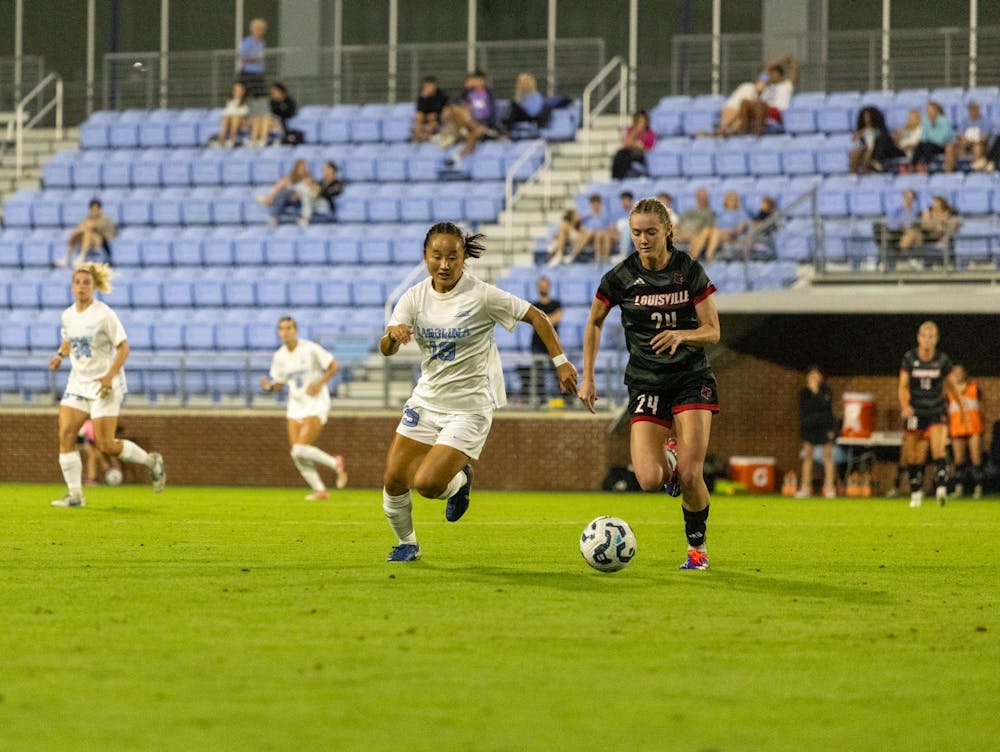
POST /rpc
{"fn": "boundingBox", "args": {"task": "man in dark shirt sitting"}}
[412,76,449,143]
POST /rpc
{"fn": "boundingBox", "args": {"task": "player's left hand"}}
[97,373,114,398]
[651,329,685,356]
[305,381,322,397]
[556,362,578,396]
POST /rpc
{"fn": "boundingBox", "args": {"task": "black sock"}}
[683,504,709,548]
[908,465,924,494]
[971,464,983,486]
[934,458,948,489]
[955,462,969,489]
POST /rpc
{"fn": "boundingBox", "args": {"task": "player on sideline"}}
[578,198,720,570]
[260,316,347,498]
[947,364,985,499]
[49,263,165,507]
[899,321,963,507]
[380,222,578,562]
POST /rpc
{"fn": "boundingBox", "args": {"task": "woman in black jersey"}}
[899,320,964,507]
[578,197,720,570]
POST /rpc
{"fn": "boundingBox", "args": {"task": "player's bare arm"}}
[99,340,130,395]
[380,324,413,356]
[650,294,720,355]
[307,359,340,397]
[578,298,611,413]
[898,370,913,419]
[260,376,284,392]
[49,341,70,370]
[522,305,578,394]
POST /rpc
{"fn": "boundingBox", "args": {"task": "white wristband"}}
[552,353,569,367]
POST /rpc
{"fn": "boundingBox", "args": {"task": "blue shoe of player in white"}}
[149,452,166,493]
[679,550,709,570]
[445,465,473,522]
[51,492,85,507]
[663,438,681,497]
[386,543,421,562]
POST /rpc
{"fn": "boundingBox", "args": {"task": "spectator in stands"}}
[503,72,552,135]
[874,188,920,261]
[611,110,656,179]
[796,366,838,499]
[718,74,768,136]
[951,101,993,172]
[910,101,955,172]
[895,108,923,161]
[257,159,317,227]
[238,18,271,146]
[412,76,449,143]
[568,193,617,264]
[899,194,960,259]
[741,196,779,259]
[656,192,680,226]
[703,191,749,262]
[445,69,497,161]
[314,161,344,220]
[546,208,583,266]
[268,82,299,143]
[673,188,716,259]
[740,54,798,135]
[615,191,636,256]
[850,106,904,174]
[216,80,249,147]
[520,275,563,405]
[56,199,116,269]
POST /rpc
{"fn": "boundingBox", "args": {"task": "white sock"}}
[118,439,153,468]
[292,443,340,472]
[383,488,416,543]
[59,451,83,496]
[437,470,466,500]
[290,450,325,492]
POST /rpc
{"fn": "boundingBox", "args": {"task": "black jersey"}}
[596,251,716,389]
[901,348,953,416]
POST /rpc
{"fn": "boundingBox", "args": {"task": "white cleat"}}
[334,455,348,489]
[909,491,923,508]
[936,485,947,506]
[305,489,330,500]
[794,488,810,499]
[149,452,166,493]
[973,484,983,500]
[51,493,85,507]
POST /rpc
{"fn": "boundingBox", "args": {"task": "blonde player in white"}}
[260,316,347,498]
[380,222,578,562]
[49,263,165,507]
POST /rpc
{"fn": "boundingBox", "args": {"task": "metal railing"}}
[14,72,63,181]
[503,139,550,258]
[0,55,46,112]
[672,26,1000,95]
[103,38,606,111]
[581,56,629,172]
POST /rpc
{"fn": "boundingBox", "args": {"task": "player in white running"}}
[49,263,165,507]
[380,222,579,562]
[260,316,346,498]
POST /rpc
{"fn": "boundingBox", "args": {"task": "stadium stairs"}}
[0,127,78,206]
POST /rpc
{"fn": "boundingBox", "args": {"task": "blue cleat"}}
[386,543,421,562]
[678,550,709,570]
[445,465,473,522]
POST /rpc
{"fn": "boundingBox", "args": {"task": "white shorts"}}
[286,395,330,425]
[395,403,493,460]
[61,386,125,419]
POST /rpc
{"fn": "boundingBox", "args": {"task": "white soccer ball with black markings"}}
[580,516,636,572]
[104,467,123,486]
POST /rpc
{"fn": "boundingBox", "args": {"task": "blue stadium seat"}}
[130,280,162,308]
[748,141,783,176]
[200,232,233,266]
[465,184,504,222]
[781,137,820,175]
[151,321,184,350]
[225,280,256,307]
[349,277,383,306]
[191,156,223,186]
[151,189,185,225]
[256,280,288,307]
[39,279,70,308]
[181,188,214,225]
[162,151,194,186]
[681,140,716,177]
[212,187,246,224]
[20,233,54,267]
[246,321,277,350]
[184,321,215,350]
[42,153,75,188]
[296,233,328,265]
[287,280,320,306]
[399,188,432,223]
[1,321,30,349]
[215,321,248,350]
[956,186,991,214]
[263,232,297,265]
[32,194,65,226]
[329,234,360,265]
[715,139,752,177]
[28,322,60,351]
[406,145,443,181]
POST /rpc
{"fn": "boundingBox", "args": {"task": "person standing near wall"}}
[947,363,985,499]
[238,18,271,146]
[796,366,838,499]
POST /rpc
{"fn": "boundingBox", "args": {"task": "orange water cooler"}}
[841,392,876,438]
[729,456,777,492]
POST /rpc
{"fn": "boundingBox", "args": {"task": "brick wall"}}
[3,366,995,490]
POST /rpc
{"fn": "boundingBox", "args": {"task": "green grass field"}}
[1,484,998,752]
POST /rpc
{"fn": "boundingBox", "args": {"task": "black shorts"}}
[627,372,719,428]
[904,410,947,435]
[239,71,267,98]
[801,426,836,445]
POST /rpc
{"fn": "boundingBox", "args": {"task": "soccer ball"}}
[105,467,123,486]
[580,516,636,572]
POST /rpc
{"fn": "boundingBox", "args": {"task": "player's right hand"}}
[577,379,598,414]
[259,376,272,391]
[386,324,413,345]
[48,355,63,370]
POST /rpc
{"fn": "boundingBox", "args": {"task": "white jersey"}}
[61,299,128,399]
[389,272,530,413]
[269,338,335,418]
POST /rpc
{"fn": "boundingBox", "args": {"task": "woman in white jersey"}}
[49,263,165,507]
[380,222,578,562]
[260,316,347,498]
